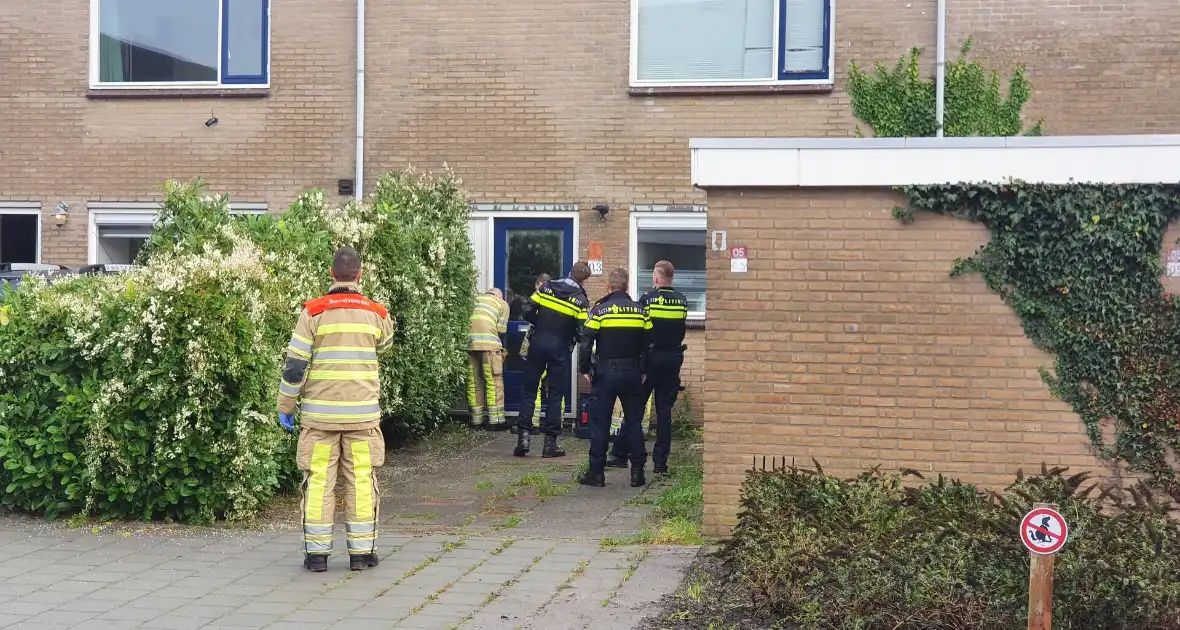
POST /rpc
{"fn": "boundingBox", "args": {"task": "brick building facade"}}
[3,1,1180,529]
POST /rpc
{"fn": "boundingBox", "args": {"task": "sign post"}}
[1020,503,1068,630]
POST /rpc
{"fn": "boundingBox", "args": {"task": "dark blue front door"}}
[493,218,575,416]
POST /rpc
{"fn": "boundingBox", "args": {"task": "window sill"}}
[687,319,706,331]
[629,83,834,97]
[87,87,270,100]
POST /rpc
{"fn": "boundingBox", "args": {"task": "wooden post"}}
[1026,502,1055,630]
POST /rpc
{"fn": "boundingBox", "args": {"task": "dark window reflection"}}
[98,0,219,83]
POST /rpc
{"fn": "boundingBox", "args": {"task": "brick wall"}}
[5,0,1179,431]
[701,188,1112,535]
[0,0,357,266]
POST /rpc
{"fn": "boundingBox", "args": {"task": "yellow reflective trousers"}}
[298,427,384,557]
[467,350,505,426]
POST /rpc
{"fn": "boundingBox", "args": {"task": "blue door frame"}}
[493,218,575,416]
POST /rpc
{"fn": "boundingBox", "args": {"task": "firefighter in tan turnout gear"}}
[278,247,396,573]
[468,288,510,429]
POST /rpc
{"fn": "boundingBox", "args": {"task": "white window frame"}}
[229,202,269,216]
[628,0,836,88]
[88,0,272,90]
[629,211,707,320]
[87,201,268,263]
[0,202,43,265]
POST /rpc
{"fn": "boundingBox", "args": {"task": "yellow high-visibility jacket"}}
[278,282,396,431]
[468,292,509,351]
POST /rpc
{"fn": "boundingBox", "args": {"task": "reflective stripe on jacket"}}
[278,282,396,431]
[468,292,509,351]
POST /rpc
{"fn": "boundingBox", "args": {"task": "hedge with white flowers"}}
[0,171,475,522]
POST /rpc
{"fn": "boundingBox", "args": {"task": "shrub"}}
[720,463,1180,630]
[0,170,474,522]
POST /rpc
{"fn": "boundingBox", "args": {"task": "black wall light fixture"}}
[593,204,610,219]
[205,109,219,127]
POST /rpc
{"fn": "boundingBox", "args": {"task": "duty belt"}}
[600,357,641,367]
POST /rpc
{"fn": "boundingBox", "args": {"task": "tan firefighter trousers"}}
[298,427,385,557]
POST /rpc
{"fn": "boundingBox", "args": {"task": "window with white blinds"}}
[467,218,490,293]
[633,0,830,85]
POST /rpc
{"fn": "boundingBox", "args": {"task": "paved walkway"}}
[0,433,699,630]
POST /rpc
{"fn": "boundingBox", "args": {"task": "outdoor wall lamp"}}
[205,109,219,127]
[593,204,610,219]
[54,201,69,227]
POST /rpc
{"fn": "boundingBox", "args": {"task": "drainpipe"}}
[934,0,946,137]
[355,0,366,200]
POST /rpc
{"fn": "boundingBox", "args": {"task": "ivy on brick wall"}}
[848,38,1044,137]
[895,183,1180,498]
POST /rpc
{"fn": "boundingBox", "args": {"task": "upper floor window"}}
[90,0,270,88]
[631,0,832,87]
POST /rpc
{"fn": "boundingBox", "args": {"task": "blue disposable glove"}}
[279,413,296,434]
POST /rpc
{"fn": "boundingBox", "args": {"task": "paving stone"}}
[283,609,347,624]
[139,616,221,630]
[50,597,125,613]
[72,620,143,630]
[0,603,57,617]
[96,606,169,622]
[234,602,304,617]
[21,610,98,626]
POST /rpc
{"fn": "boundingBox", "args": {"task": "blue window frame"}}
[222,0,270,85]
[631,0,833,86]
[92,0,270,87]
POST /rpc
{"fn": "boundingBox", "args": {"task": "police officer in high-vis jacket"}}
[515,262,591,459]
[578,268,652,488]
[279,247,396,573]
[608,260,687,474]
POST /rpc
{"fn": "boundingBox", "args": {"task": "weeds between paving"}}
[602,425,705,548]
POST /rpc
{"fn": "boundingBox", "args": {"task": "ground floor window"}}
[0,206,41,264]
[631,212,707,318]
[88,202,266,264]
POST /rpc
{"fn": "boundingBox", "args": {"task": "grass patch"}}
[493,515,522,530]
[509,471,572,498]
[622,442,705,547]
[474,480,496,491]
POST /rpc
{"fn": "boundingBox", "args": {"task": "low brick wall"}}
[701,188,1110,536]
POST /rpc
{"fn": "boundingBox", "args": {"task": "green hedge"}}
[720,464,1180,629]
[0,171,474,522]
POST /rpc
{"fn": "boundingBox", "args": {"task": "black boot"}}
[631,466,647,488]
[606,457,629,468]
[349,554,379,571]
[579,469,606,487]
[541,435,566,459]
[653,463,669,475]
[513,430,531,457]
[303,554,327,573]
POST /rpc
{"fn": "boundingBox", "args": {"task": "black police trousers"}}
[611,349,682,469]
[517,332,569,437]
[589,359,647,474]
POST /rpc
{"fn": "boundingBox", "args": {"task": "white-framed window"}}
[229,202,269,216]
[87,201,267,264]
[0,203,42,265]
[629,212,707,319]
[630,0,833,87]
[88,205,156,265]
[89,0,270,89]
